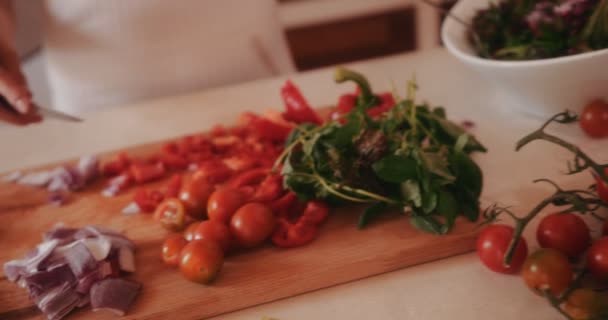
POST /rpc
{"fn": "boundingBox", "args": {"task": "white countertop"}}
[1,48,605,320]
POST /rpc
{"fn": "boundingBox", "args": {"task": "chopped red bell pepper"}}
[272,218,318,248]
[250,116,293,142]
[130,162,166,184]
[195,159,234,184]
[281,80,322,125]
[164,174,183,198]
[269,192,297,216]
[133,189,165,213]
[333,67,396,120]
[251,174,284,203]
[102,152,131,177]
[160,152,189,170]
[299,200,330,225]
[228,167,270,188]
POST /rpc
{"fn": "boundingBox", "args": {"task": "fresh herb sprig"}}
[275,68,487,235]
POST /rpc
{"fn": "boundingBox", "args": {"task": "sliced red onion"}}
[24,264,76,298]
[35,282,81,320]
[90,279,141,316]
[49,193,68,206]
[17,170,53,186]
[63,241,98,278]
[1,171,22,182]
[4,239,59,282]
[81,237,112,261]
[121,202,141,215]
[76,155,99,183]
[44,225,78,245]
[102,174,129,197]
[118,247,136,273]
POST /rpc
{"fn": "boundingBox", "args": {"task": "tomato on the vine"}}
[536,213,590,258]
[579,99,608,138]
[154,198,187,231]
[563,289,608,320]
[230,203,276,248]
[161,234,188,267]
[179,240,224,284]
[522,249,573,296]
[207,188,247,224]
[193,220,232,252]
[587,237,608,282]
[595,168,608,205]
[476,224,528,274]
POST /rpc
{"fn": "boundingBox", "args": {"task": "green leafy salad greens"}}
[274,68,487,235]
[471,0,608,60]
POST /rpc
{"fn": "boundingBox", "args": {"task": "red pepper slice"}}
[194,160,234,184]
[228,167,270,188]
[102,152,131,177]
[269,192,297,216]
[251,174,284,203]
[271,218,319,248]
[299,200,329,225]
[165,174,183,198]
[160,152,189,170]
[130,162,166,184]
[281,80,322,125]
[250,116,293,142]
[365,93,396,118]
[134,189,165,213]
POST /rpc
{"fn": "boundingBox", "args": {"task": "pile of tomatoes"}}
[476,99,608,319]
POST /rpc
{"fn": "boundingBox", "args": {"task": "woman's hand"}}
[0,0,40,125]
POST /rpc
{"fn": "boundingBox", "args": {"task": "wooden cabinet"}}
[285,8,417,70]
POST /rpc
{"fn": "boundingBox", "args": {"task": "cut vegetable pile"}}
[3,225,139,320]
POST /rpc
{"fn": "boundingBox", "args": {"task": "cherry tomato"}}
[183,221,201,241]
[522,249,573,296]
[193,220,232,252]
[179,240,224,284]
[179,176,213,219]
[164,174,183,198]
[579,99,608,138]
[476,224,528,274]
[563,289,608,320]
[207,188,247,224]
[230,203,276,248]
[587,237,608,282]
[594,168,608,204]
[536,213,590,258]
[154,198,187,231]
[161,234,188,267]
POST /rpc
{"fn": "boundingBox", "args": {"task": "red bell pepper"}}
[271,218,318,248]
[281,80,322,125]
[130,162,166,184]
[250,116,293,142]
[102,152,131,177]
[251,174,284,203]
[164,174,183,198]
[299,200,329,225]
[133,189,165,213]
[333,67,396,120]
[195,159,234,184]
[269,192,297,216]
[228,167,269,188]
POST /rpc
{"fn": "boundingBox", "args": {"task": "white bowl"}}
[441,0,608,119]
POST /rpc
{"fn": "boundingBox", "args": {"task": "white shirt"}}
[41,0,295,114]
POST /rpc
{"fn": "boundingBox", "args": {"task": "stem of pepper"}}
[334,67,378,107]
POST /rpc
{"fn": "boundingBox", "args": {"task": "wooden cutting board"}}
[0,135,481,320]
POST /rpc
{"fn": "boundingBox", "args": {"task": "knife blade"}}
[35,104,83,122]
[0,95,82,123]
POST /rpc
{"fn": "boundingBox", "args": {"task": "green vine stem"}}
[516,111,608,182]
[483,179,607,265]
